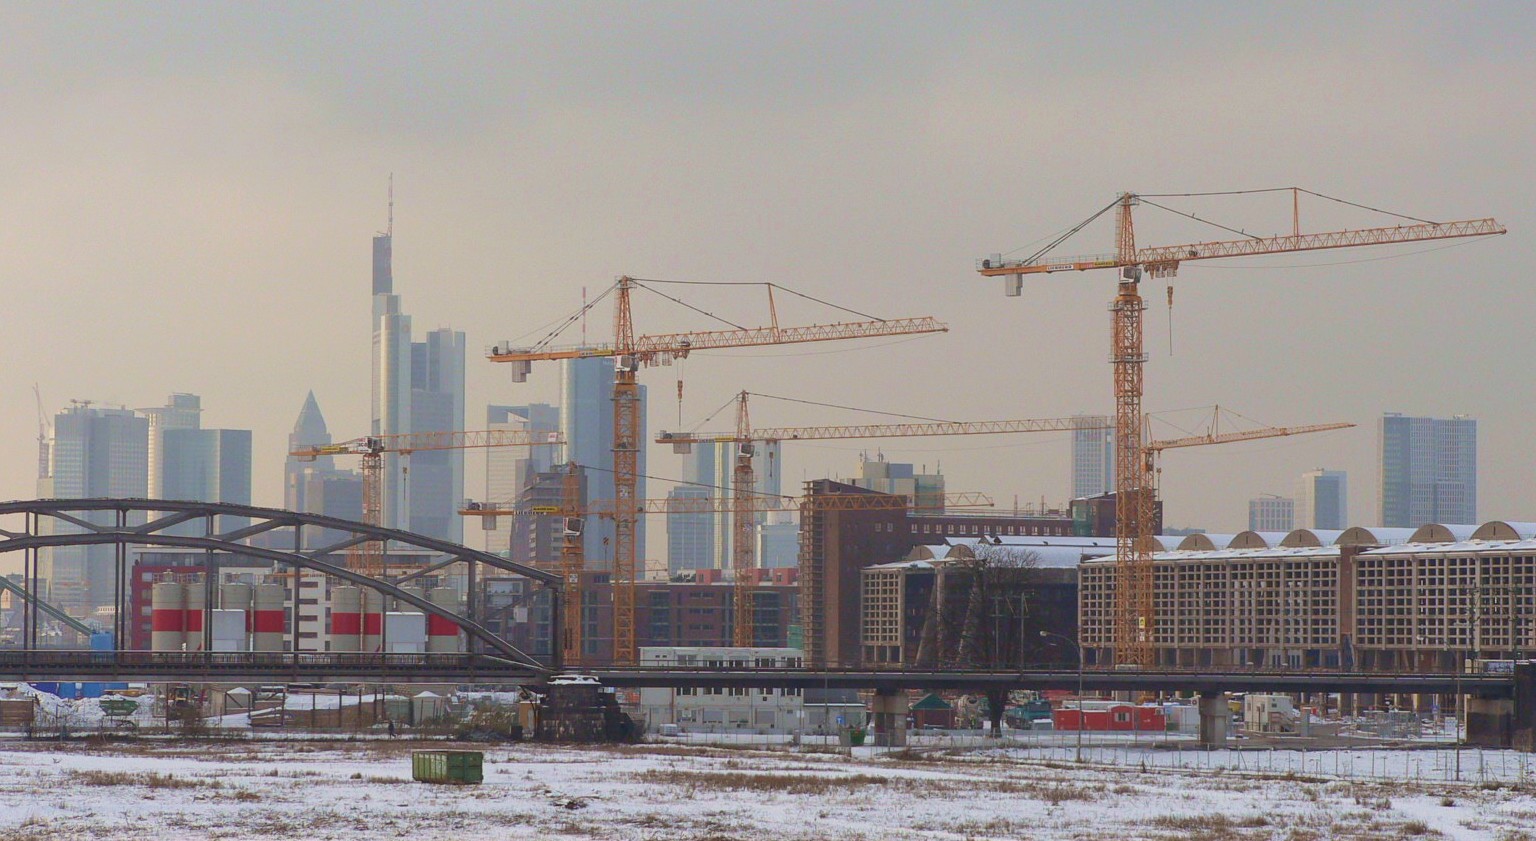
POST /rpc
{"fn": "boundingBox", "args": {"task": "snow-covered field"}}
[0,738,1533,840]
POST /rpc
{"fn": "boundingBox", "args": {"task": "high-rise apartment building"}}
[369,216,467,543]
[560,356,645,567]
[1379,413,1478,527]
[1071,415,1114,500]
[1248,495,1295,532]
[38,403,148,615]
[1295,469,1347,530]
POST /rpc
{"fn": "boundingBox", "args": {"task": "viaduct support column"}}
[1513,663,1535,754]
[870,688,908,747]
[1466,694,1515,749]
[1197,691,1230,748]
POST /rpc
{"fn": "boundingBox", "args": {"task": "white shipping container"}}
[210,609,248,651]
[385,612,427,646]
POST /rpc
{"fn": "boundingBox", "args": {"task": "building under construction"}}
[798,481,1140,668]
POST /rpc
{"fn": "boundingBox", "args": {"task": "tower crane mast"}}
[291,427,562,578]
[489,276,947,664]
[979,190,1505,667]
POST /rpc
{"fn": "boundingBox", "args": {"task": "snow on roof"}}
[945,535,1117,549]
[1361,538,1536,557]
[1084,545,1342,565]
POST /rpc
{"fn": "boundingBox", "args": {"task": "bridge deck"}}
[0,652,1516,696]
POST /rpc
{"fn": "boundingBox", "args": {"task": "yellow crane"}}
[979,188,1505,666]
[462,485,991,665]
[291,427,561,578]
[658,391,1115,645]
[488,276,947,663]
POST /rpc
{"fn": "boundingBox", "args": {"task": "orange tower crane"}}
[658,391,1115,645]
[978,189,1505,666]
[488,276,946,664]
[291,427,562,578]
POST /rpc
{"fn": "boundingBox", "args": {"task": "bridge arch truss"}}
[0,499,558,674]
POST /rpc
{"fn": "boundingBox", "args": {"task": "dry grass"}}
[68,770,214,789]
[633,769,891,795]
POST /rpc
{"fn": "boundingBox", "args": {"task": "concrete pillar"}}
[1198,692,1231,748]
[1513,663,1535,754]
[870,688,908,747]
[1466,696,1515,749]
[150,581,185,652]
[330,586,362,652]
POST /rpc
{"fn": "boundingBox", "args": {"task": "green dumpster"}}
[412,750,483,785]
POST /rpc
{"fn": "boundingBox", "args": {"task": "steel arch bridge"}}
[0,499,558,676]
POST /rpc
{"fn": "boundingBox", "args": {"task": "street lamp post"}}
[1040,630,1084,763]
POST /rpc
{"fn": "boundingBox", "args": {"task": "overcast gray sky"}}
[2,2,1531,547]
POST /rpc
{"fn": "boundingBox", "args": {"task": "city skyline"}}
[1,5,1529,550]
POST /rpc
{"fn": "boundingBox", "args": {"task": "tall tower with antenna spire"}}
[367,177,468,542]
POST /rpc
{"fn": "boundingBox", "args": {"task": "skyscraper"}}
[560,356,645,567]
[1379,413,1478,527]
[665,440,716,574]
[161,427,252,534]
[852,451,942,513]
[711,438,781,566]
[140,393,201,499]
[485,403,560,548]
[1071,415,1114,499]
[38,403,148,615]
[369,206,467,542]
[285,391,333,513]
[1295,469,1347,530]
[666,485,715,572]
[1248,495,1294,532]
[408,327,467,542]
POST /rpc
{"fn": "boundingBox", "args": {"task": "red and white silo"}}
[183,581,206,652]
[427,587,462,653]
[251,583,286,651]
[150,581,185,652]
[361,588,384,653]
[330,586,362,652]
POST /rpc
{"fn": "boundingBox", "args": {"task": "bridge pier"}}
[870,688,907,747]
[1515,663,1535,753]
[1197,691,1230,748]
[1466,696,1514,748]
